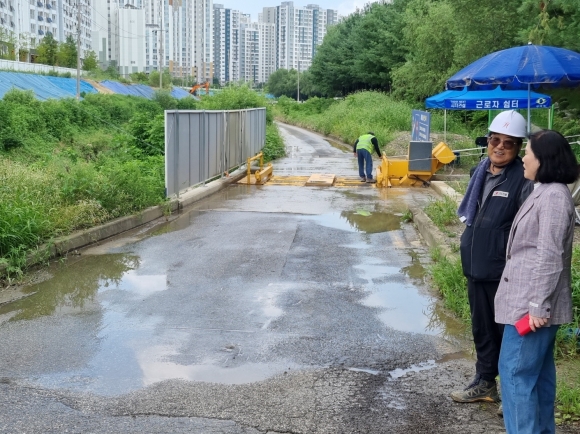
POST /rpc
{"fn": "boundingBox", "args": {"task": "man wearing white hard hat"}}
[451,110,534,406]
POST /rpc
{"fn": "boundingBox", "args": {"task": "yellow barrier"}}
[376,142,456,188]
[246,152,273,185]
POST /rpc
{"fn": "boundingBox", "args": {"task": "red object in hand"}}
[515,314,532,336]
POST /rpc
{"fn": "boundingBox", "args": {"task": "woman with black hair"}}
[495,130,578,434]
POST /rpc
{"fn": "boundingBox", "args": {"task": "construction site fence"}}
[164,108,266,197]
[0,59,84,76]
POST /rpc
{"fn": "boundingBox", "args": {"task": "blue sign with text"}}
[411,110,431,142]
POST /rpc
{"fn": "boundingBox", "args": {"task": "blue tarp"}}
[171,87,192,99]
[426,86,551,110]
[0,72,97,100]
[100,80,194,100]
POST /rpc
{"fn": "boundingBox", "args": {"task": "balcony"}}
[46,17,52,23]
[37,1,43,7]
[38,29,44,35]
[37,15,43,21]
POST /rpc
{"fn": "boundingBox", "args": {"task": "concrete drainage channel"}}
[0,168,250,277]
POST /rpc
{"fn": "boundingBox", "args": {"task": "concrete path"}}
[0,124,533,433]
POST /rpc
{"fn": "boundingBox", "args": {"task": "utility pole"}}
[76,0,81,100]
[158,0,163,89]
[297,58,300,103]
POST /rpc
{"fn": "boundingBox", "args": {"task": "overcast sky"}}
[215,1,376,21]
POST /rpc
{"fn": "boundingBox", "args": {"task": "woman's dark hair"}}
[528,129,579,184]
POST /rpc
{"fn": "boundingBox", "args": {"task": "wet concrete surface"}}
[1,124,565,433]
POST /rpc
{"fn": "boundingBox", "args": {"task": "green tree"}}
[349,0,410,89]
[0,27,17,60]
[449,0,522,69]
[82,50,99,71]
[310,12,364,96]
[266,68,297,98]
[391,0,457,101]
[56,35,77,68]
[518,0,580,51]
[35,33,58,66]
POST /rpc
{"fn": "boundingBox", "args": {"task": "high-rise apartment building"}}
[213,4,240,84]
[0,0,94,61]
[110,4,146,75]
[273,2,337,72]
[60,0,92,58]
[253,21,275,84]
[93,0,144,71]
[192,0,213,83]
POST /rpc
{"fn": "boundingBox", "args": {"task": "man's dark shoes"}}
[366,178,377,183]
[360,177,366,182]
[450,374,500,403]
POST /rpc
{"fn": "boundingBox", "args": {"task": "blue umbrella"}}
[446,43,580,132]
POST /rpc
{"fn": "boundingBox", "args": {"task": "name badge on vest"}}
[492,191,509,198]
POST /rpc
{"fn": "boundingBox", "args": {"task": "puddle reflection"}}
[307,211,401,234]
[0,254,140,321]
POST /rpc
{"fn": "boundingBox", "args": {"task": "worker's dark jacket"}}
[460,158,528,282]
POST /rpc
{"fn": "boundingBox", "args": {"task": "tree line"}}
[268,0,580,102]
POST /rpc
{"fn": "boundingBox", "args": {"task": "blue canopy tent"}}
[425,86,552,140]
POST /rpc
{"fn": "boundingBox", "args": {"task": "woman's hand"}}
[529,314,548,332]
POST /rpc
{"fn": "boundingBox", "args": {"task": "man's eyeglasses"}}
[488,136,518,150]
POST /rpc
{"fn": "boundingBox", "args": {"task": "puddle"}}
[139,360,300,386]
[361,281,441,335]
[388,360,436,379]
[400,251,427,283]
[348,367,380,375]
[306,211,401,233]
[354,255,441,335]
[437,351,471,363]
[0,254,140,321]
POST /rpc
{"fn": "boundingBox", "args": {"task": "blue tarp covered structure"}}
[0,71,194,101]
[171,87,192,99]
[426,86,551,110]
[0,72,97,100]
[100,80,194,100]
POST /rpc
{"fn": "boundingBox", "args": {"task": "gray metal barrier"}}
[165,108,266,197]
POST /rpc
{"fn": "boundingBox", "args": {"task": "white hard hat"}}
[488,110,527,138]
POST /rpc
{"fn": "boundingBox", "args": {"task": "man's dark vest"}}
[460,158,527,282]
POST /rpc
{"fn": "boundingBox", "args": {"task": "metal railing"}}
[164,108,266,197]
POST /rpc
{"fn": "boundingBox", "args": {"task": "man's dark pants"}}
[467,277,505,381]
[357,149,373,179]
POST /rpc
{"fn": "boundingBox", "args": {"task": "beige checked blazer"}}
[495,182,574,325]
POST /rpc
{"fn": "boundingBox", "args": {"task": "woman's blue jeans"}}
[499,324,559,434]
[357,149,373,179]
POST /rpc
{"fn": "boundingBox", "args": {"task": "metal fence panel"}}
[165,108,267,197]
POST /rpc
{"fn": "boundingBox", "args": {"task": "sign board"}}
[445,96,551,110]
[411,110,431,142]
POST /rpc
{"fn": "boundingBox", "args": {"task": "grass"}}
[555,358,580,424]
[423,195,460,237]
[275,92,470,148]
[428,248,470,323]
